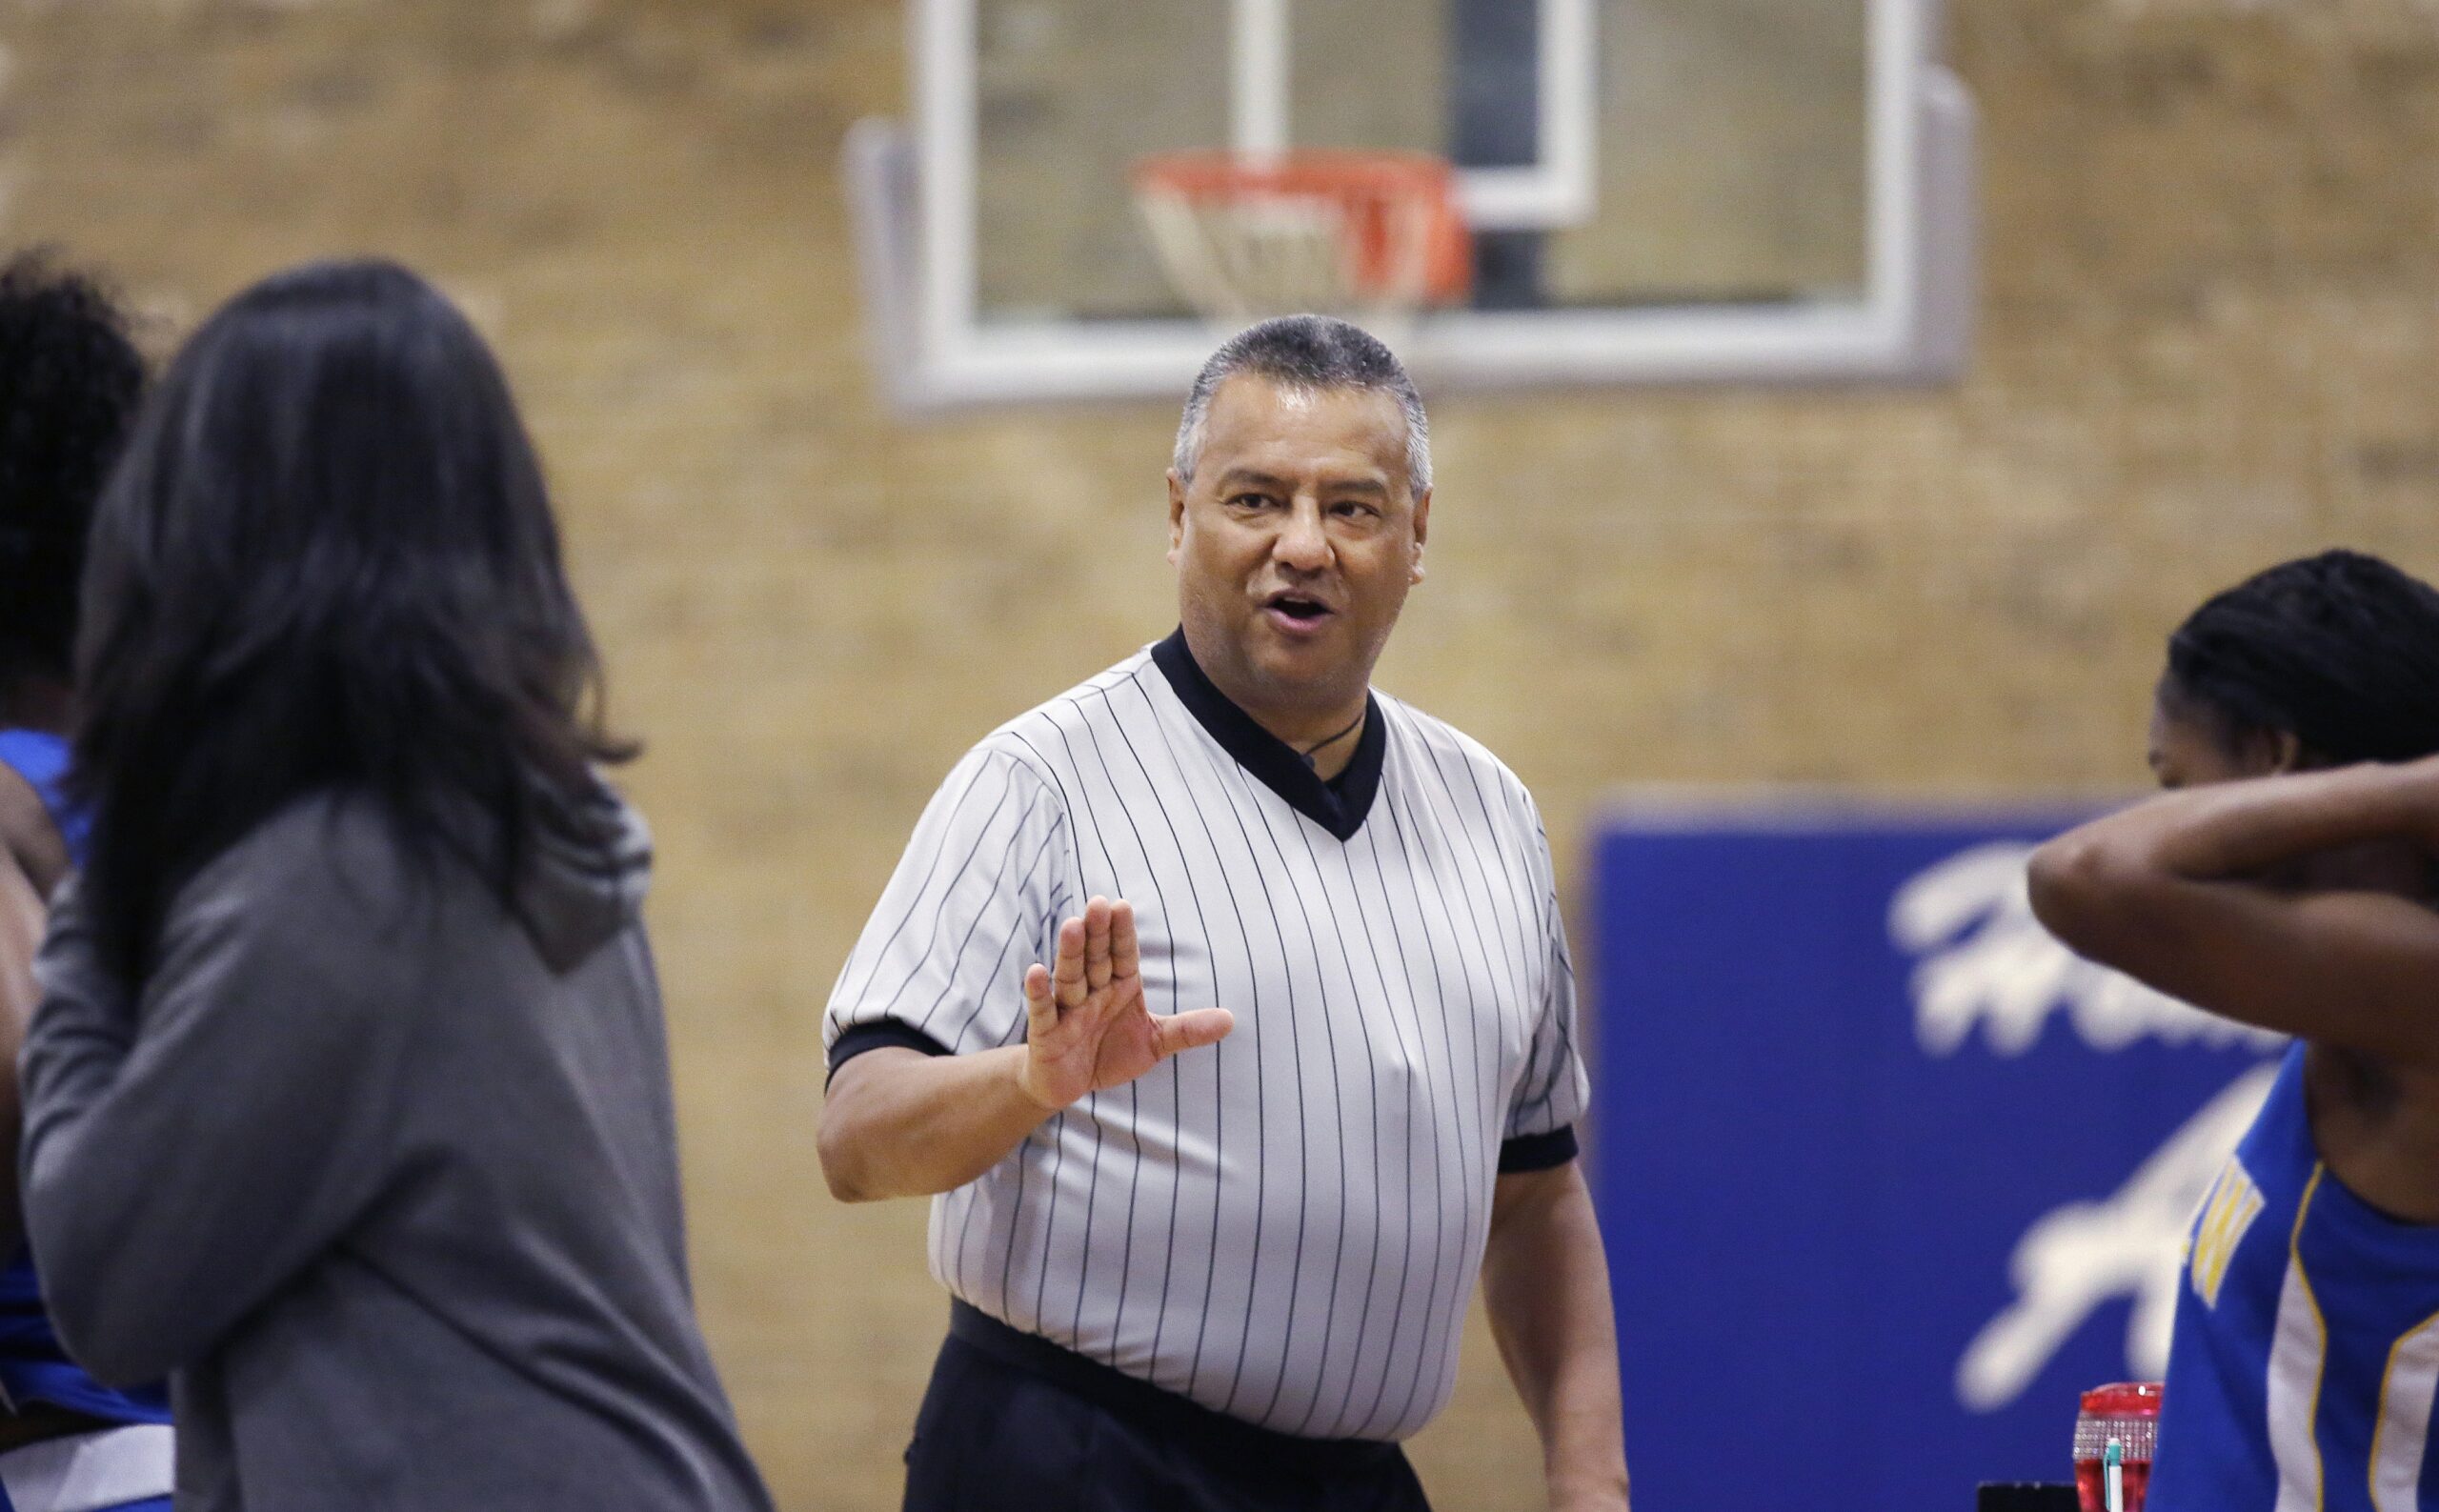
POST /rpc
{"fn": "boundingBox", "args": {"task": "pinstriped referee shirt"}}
[824,630,1589,1442]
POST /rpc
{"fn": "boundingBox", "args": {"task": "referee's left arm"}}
[1485,1161,1628,1512]
[1480,808,1629,1512]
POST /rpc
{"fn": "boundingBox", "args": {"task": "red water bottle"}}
[2072,1382,2161,1512]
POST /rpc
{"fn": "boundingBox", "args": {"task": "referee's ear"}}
[1166,469,1188,562]
[1410,488,1431,585]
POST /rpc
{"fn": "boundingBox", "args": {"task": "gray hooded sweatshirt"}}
[18,790,773,1512]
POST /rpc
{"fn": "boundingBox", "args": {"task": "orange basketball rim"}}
[1132,149,1474,322]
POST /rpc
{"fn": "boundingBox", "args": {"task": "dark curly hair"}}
[2165,549,2439,765]
[0,253,145,696]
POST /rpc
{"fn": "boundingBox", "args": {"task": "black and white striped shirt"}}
[824,630,1588,1441]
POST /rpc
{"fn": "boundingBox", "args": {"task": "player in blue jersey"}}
[2031,549,2439,1512]
[0,255,171,1510]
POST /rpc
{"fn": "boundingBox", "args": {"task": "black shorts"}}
[903,1304,1433,1512]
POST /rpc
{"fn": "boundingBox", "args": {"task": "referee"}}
[818,316,1630,1512]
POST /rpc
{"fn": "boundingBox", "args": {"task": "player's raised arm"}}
[2026,553,2439,1508]
[2029,757,2439,1065]
[816,897,1233,1203]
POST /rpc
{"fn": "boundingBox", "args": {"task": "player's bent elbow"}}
[2026,834,2135,953]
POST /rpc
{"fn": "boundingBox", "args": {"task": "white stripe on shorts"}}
[0,1424,173,1512]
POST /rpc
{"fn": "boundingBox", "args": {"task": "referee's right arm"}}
[816,1041,1049,1202]
[817,749,1230,1202]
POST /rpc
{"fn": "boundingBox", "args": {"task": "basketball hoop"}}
[1132,150,1472,330]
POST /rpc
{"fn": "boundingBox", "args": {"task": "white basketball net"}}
[1137,183,1444,327]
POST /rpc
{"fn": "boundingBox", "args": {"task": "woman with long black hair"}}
[2031,550,2439,1511]
[18,260,772,1512]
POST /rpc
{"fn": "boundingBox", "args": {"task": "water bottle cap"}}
[2078,1382,2163,1418]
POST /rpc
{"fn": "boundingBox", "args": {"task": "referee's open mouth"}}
[1260,590,1337,636]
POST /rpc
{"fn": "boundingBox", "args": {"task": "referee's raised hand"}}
[1017,897,1234,1111]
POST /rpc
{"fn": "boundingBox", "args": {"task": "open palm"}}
[1017,897,1234,1112]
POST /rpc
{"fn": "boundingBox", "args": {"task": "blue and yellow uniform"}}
[2153,1041,2439,1512]
[0,730,171,1512]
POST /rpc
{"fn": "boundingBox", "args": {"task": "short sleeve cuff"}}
[826,1020,954,1084]
[1497,1125,1580,1173]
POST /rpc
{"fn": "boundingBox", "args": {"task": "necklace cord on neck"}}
[1299,710,1365,769]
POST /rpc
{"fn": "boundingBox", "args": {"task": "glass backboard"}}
[848,0,1974,408]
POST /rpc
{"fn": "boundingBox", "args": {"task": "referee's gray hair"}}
[1172,315,1433,495]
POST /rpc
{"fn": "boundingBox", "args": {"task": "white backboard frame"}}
[1221,0,1599,231]
[850,0,1976,411]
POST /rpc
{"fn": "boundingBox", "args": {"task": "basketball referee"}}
[818,316,1629,1512]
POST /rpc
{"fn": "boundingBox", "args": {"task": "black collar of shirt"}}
[1151,627,1383,841]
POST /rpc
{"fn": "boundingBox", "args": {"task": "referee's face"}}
[1166,375,1428,729]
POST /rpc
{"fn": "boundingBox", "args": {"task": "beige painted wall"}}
[1,0,2434,1505]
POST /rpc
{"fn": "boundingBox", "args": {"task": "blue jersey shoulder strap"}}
[0,728,88,867]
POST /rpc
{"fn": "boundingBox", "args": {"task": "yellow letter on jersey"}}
[2188,1158,2266,1309]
